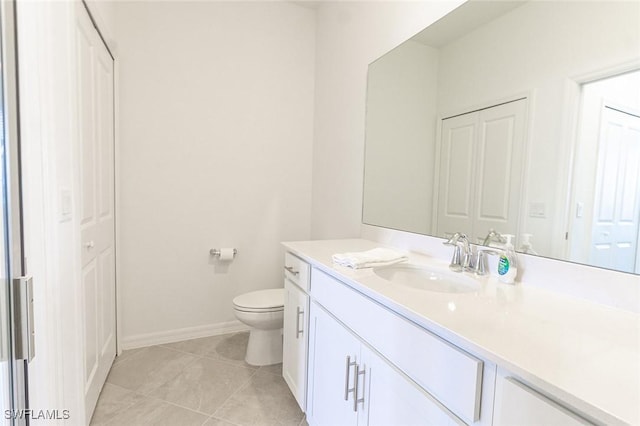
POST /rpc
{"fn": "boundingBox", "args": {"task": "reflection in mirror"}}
[362,0,640,274]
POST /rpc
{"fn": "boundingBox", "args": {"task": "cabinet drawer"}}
[313,269,483,424]
[284,252,310,291]
[494,375,592,425]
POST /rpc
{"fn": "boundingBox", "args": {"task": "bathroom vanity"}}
[281,239,639,426]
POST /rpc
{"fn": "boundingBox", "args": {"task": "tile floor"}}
[90,332,307,426]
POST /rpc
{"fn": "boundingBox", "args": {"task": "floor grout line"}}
[95,331,301,426]
[156,335,260,372]
[210,364,262,423]
[143,392,213,418]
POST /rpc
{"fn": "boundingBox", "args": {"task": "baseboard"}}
[120,320,249,350]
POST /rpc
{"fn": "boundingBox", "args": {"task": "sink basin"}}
[373,264,480,294]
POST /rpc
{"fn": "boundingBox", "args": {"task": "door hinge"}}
[13,276,35,363]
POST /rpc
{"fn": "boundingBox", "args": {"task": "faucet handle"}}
[463,244,477,271]
[443,232,462,246]
[475,249,501,276]
[449,244,463,272]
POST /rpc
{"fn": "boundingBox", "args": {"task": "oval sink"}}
[373,264,480,294]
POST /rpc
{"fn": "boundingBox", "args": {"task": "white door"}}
[436,111,478,239]
[282,279,309,411]
[307,303,360,426]
[590,106,640,273]
[436,99,527,243]
[363,345,461,426]
[76,5,116,422]
[473,100,527,243]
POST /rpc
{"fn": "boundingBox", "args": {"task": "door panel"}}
[437,99,527,243]
[473,100,527,242]
[75,4,116,422]
[282,279,309,410]
[83,263,98,384]
[307,303,360,426]
[590,106,640,272]
[77,16,95,230]
[363,346,461,426]
[437,113,477,238]
[100,248,115,355]
[477,117,514,220]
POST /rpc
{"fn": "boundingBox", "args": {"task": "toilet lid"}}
[233,288,284,311]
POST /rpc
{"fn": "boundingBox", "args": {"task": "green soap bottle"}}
[498,234,517,284]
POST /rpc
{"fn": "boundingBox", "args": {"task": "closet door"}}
[75,4,116,422]
[472,99,527,243]
[436,112,478,239]
[436,99,527,242]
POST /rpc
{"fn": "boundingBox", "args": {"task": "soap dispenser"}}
[519,233,538,255]
[498,234,518,284]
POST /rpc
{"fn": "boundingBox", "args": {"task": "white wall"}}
[311,0,465,239]
[115,1,315,346]
[363,40,439,235]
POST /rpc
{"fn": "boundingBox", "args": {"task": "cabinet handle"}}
[284,266,299,276]
[344,356,356,401]
[295,307,304,338]
[353,363,365,412]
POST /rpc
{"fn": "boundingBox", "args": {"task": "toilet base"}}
[245,328,283,366]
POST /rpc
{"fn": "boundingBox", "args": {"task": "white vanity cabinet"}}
[281,239,639,426]
[307,268,492,426]
[282,252,311,410]
[307,301,461,426]
[493,372,593,426]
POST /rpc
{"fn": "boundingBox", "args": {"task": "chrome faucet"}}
[443,233,473,272]
[482,229,505,246]
[474,248,501,275]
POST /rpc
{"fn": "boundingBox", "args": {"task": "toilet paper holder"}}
[210,248,238,257]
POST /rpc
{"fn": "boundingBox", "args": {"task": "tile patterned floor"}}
[90,332,307,426]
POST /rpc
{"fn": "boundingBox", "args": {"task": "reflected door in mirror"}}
[589,106,640,273]
[435,99,527,244]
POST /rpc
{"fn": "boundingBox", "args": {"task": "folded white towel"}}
[332,248,408,269]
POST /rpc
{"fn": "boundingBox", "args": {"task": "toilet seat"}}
[233,288,284,313]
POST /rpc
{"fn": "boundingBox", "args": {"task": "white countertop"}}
[282,239,640,426]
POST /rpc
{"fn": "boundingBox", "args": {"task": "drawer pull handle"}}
[284,266,299,276]
[344,356,356,401]
[295,307,304,338]
[353,363,365,412]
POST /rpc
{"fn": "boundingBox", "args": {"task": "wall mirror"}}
[362,0,640,274]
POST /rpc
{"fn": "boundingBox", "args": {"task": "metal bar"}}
[284,266,299,276]
[295,307,304,339]
[344,356,356,401]
[356,366,366,412]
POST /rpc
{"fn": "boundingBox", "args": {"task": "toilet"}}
[232,288,285,366]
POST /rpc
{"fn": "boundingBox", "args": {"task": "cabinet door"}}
[493,374,592,426]
[307,302,360,426]
[283,279,309,411]
[362,346,463,426]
